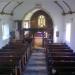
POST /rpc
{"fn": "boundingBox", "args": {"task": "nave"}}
[23,48,48,75]
[0,38,75,75]
[0,0,75,75]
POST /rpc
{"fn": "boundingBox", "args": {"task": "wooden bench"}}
[0,41,32,75]
[51,61,75,75]
[48,52,75,56]
[46,43,75,75]
[47,44,69,49]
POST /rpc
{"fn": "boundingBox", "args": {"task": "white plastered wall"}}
[64,14,75,52]
[0,15,13,48]
[13,0,64,43]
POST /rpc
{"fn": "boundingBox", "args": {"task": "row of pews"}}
[46,43,75,75]
[0,39,32,75]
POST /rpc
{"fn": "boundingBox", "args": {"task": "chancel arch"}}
[22,8,53,48]
[30,10,53,43]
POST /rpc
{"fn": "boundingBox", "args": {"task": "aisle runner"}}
[23,48,48,75]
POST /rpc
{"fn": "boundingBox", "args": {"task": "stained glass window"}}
[38,15,45,28]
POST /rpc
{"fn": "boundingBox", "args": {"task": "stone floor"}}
[23,48,48,75]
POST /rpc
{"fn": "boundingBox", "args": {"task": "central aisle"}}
[23,48,48,75]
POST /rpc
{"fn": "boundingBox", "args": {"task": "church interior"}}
[0,0,75,75]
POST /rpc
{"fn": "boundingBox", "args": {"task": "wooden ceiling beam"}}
[0,1,24,16]
[0,12,12,15]
[54,1,75,16]
[1,1,12,13]
[63,1,75,15]
[54,1,65,14]
[63,1,72,13]
[11,1,24,15]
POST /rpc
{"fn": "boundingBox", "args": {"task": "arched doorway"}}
[30,10,53,48]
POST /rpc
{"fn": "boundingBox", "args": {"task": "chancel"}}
[0,0,75,75]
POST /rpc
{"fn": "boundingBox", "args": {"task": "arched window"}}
[65,22,71,43]
[38,15,46,28]
[2,24,10,40]
[22,20,30,35]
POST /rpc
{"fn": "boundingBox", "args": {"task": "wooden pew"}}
[46,43,75,75]
[0,56,18,75]
[48,56,75,75]
[47,44,69,49]
[48,52,75,56]
[0,51,24,75]
[50,56,75,61]
[0,41,31,75]
[51,61,75,74]
[47,49,73,53]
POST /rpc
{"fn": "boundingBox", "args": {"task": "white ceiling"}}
[0,0,24,13]
[0,0,75,15]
